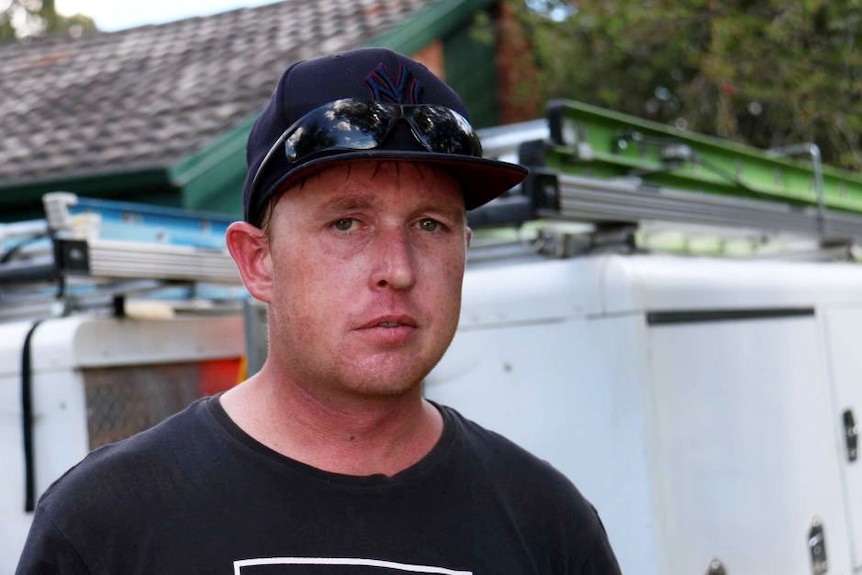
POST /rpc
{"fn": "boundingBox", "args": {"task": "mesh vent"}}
[83,363,201,450]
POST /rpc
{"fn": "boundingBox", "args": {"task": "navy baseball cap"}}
[242,47,529,226]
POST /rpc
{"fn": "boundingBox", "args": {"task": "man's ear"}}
[465,226,473,250]
[226,221,273,303]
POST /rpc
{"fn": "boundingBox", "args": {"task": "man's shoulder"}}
[441,405,590,507]
[18,396,238,573]
[38,396,215,517]
[443,405,571,482]
[440,405,621,573]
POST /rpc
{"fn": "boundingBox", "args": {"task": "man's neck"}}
[219,366,443,477]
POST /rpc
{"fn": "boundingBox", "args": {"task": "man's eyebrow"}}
[413,199,467,221]
[314,194,465,223]
[416,207,465,225]
[318,195,374,212]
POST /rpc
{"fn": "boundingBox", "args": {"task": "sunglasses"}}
[249,98,483,200]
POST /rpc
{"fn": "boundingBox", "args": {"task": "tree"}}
[1,0,96,42]
[512,0,862,171]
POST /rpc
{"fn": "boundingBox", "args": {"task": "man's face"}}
[261,160,470,402]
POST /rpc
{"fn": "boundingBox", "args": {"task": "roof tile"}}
[0,0,434,185]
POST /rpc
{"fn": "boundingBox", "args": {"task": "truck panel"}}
[0,313,245,573]
[428,253,862,575]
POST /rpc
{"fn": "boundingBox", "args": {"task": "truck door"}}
[821,308,862,570]
[645,310,853,574]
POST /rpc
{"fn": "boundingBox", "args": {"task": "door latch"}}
[808,518,828,575]
[843,409,858,463]
[705,558,726,575]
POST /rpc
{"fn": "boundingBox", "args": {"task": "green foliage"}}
[0,0,96,41]
[514,0,862,170]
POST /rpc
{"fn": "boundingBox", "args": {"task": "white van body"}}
[3,220,862,574]
[427,253,862,575]
[0,314,244,571]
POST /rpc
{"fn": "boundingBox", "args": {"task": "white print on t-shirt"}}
[233,556,472,574]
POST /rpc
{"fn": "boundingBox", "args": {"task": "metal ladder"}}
[0,192,242,321]
[472,100,862,260]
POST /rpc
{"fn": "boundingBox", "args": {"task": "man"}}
[17,48,620,574]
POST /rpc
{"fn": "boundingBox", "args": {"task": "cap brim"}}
[260,150,529,215]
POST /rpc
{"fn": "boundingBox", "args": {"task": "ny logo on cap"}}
[365,62,423,104]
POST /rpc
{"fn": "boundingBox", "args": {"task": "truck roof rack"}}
[0,193,242,321]
[472,100,862,260]
[4,97,861,317]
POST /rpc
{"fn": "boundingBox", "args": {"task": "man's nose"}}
[370,226,416,291]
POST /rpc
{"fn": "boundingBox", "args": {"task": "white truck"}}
[425,101,862,574]
[427,251,862,575]
[0,194,250,568]
[2,100,862,574]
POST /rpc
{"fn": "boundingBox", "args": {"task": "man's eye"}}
[333,218,355,231]
[419,219,440,232]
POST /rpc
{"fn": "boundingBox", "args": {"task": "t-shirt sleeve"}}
[16,505,89,575]
[580,508,622,574]
[443,406,624,574]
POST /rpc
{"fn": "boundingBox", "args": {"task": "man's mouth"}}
[354,315,419,346]
[359,315,418,330]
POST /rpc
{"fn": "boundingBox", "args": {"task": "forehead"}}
[282,160,464,211]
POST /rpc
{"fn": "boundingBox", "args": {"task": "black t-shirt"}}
[17,396,621,574]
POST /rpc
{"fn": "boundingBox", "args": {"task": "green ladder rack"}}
[504,99,862,243]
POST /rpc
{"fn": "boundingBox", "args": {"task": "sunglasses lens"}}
[406,106,483,157]
[256,100,483,204]
[284,100,393,162]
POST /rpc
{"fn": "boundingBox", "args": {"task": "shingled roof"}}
[1,0,505,218]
